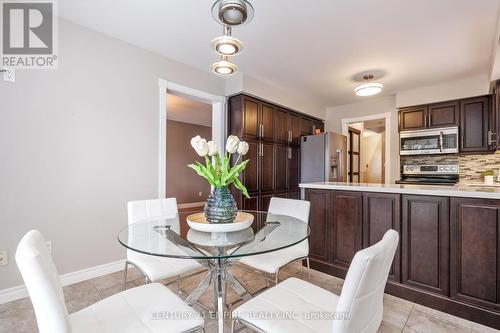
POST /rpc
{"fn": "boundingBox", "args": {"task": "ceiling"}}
[60,0,500,107]
[167,93,212,127]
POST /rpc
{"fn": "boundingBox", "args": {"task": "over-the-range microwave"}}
[400,127,459,155]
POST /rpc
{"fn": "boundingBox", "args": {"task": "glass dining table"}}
[117,210,310,333]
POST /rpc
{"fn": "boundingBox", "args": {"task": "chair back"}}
[127,197,179,232]
[333,229,399,333]
[15,230,70,333]
[268,197,310,223]
[268,197,310,255]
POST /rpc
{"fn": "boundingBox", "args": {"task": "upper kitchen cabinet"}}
[261,103,275,142]
[274,108,289,144]
[490,80,500,150]
[428,101,459,128]
[289,113,302,145]
[460,96,491,153]
[399,106,428,131]
[300,117,314,136]
[399,102,459,131]
[228,94,274,141]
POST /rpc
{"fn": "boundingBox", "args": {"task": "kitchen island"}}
[300,182,500,329]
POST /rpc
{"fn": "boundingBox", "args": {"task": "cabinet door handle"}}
[428,114,432,126]
[261,124,264,138]
[288,147,292,159]
[461,135,464,149]
[260,143,264,157]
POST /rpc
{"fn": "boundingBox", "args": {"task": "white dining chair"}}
[238,197,311,285]
[232,229,399,333]
[124,198,204,290]
[16,230,204,333]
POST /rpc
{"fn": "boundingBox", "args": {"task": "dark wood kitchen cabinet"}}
[289,113,302,145]
[399,102,459,131]
[362,192,401,282]
[401,195,449,296]
[274,108,289,144]
[399,106,428,131]
[301,117,314,136]
[287,146,300,191]
[305,188,500,329]
[240,140,259,193]
[450,197,500,311]
[261,103,275,142]
[275,144,288,192]
[428,101,459,128]
[330,191,363,277]
[229,94,324,207]
[260,142,274,192]
[489,80,500,150]
[460,96,491,153]
[305,189,331,263]
[399,94,495,152]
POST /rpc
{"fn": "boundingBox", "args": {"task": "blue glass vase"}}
[204,186,237,224]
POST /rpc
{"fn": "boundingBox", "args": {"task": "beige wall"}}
[395,74,490,108]
[166,121,211,204]
[0,19,225,290]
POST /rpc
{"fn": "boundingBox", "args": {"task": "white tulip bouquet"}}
[188,135,250,199]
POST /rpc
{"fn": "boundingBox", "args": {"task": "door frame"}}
[158,79,226,198]
[348,127,361,182]
[341,112,392,184]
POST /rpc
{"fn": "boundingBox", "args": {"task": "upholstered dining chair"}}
[124,198,204,290]
[232,229,399,333]
[16,230,204,333]
[238,197,311,285]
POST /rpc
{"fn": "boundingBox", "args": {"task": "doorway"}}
[344,118,386,184]
[158,79,225,198]
[166,92,212,206]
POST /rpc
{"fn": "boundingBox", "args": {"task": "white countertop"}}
[299,182,500,199]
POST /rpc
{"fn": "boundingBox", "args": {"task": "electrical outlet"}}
[198,192,203,196]
[46,241,52,254]
[2,68,15,82]
[0,250,8,266]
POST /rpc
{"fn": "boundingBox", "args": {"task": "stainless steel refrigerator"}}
[300,132,348,183]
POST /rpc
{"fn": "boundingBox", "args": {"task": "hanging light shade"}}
[354,74,383,96]
[211,57,238,76]
[212,0,254,26]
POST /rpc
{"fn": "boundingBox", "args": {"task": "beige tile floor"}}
[0,261,498,333]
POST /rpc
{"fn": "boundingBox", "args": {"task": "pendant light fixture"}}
[211,26,243,57]
[210,0,253,76]
[354,73,384,96]
[211,56,238,76]
[212,0,254,26]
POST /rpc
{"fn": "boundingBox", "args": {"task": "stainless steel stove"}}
[396,164,459,186]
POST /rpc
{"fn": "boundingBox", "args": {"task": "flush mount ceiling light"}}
[211,57,238,76]
[354,73,384,97]
[212,0,254,26]
[211,26,243,56]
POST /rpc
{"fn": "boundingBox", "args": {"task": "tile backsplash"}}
[459,151,500,181]
[400,151,500,182]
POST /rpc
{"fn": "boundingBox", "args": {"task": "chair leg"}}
[176,275,181,294]
[230,318,236,333]
[123,261,129,291]
[306,257,311,282]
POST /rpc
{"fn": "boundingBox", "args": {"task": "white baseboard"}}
[0,259,126,305]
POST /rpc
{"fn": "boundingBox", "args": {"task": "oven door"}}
[400,127,458,155]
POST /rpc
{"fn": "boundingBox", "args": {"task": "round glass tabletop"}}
[117,210,310,260]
